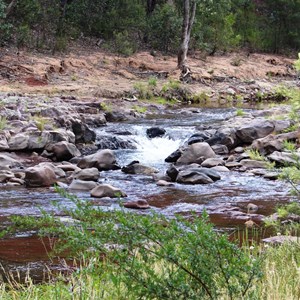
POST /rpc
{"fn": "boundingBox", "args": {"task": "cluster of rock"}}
[1,93,299,211]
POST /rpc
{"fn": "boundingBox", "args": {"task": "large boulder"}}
[121,161,159,175]
[176,142,216,165]
[207,128,238,150]
[251,131,299,155]
[48,141,81,161]
[71,118,96,143]
[165,148,183,163]
[236,119,274,144]
[25,164,57,187]
[77,149,120,171]
[91,184,127,198]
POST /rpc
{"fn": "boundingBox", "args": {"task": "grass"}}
[236,108,245,116]
[0,116,8,130]
[246,149,266,161]
[132,105,147,113]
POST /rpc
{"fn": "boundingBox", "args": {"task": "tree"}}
[177,0,196,70]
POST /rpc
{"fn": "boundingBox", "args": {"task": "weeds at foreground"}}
[3,187,262,300]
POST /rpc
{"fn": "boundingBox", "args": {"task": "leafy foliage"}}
[6,187,262,299]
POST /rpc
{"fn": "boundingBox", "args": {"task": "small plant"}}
[31,115,49,132]
[0,116,7,130]
[133,82,153,99]
[283,140,297,152]
[100,102,112,112]
[230,56,242,67]
[247,149,266,161]
[294,52,300,73]
[132,105,147,113]
[148,76,157,87]
[192,92,210,104]
[236,108,245,116]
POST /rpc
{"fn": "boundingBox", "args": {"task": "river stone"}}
[91,184,127,198]
[156,180,174,186]
[71,167,100,181]
[38,162,66,178]
[27,131,52,149]
[240,159,268,169]
[49,129,76,144]
[49,141,81,161]
[25,164,57,187]
[69,179,97,190]
[0,170,15,182]
[146,127,166,138]
[210,128,238,150]
[236,119,274,144]
[121,161,159,175]
[201,158,225,168]
[96,135,136,150]
[8,177,25,185]
[176,142,216,165]
[187,132,210,145]
[71,118,96,144]
[0,134,9,151]
[8,133,29,150]
[176,170,214,184]
[56,163,81,172]
[166,165,179,182]
[268,151,300,165]
[211,144,229,155]
[0,153,23,169]
[251,131,299,155]
[211,166,230,172]
[225,161,242,168]
[165,148,183,163]
[123,200,150,209]
[77,149,120,171]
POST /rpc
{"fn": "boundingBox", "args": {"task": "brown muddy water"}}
[0,107,295,282]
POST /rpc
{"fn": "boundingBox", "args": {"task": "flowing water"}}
[0,107,293,281]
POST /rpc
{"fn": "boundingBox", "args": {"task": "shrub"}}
[6,187,262,299]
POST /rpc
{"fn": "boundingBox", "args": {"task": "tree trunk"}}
[6,0,18,17]
[146,0,157,15]
[177,0,196,70]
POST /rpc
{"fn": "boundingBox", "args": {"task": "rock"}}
[156,180,174,186]
[0,153,23,168]
[201,158,225,168]
[77,149,120,171]
[165,148,183,163]
[121,161,159,175]
[176,142,216,165]
[187,132,210,145]
[27,131,51,149]
[268,151,300,165]
[225,161,242,168]
[83,114,107,127]
[209,128,237,150]
[96,135,136,150]
[146,127,166,138]
[211,166,230,172]
[236,119,274,144]
[262,236,300,245]
[8,177,25,185]
[247,203,259,213]
[91,184,127,198]
[71,119,96,143]
[49,129,75,144]
[251,131,299,155]
[71,167,100,181]
[234,147,244,153]
[39,162,66,178]
[0,170,15,183]
[69,179,97,190]
[0,133,9,151]
[123,200,150,209]
[176,169,214,184]
[48,141,81,161]
[25,164,57,187]
[166,165,179,182]
[8,133,29,150]
[105,111,128,122]
[240,159,268,169]
[211,144,229,155]
[274,120,293,133]
[56,163,81,172]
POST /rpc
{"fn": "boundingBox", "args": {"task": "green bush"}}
[7,187,262,299]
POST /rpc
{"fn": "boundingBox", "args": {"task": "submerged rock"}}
[123,200,150,209]
[146,127,166,138]
[121,161,158,175]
